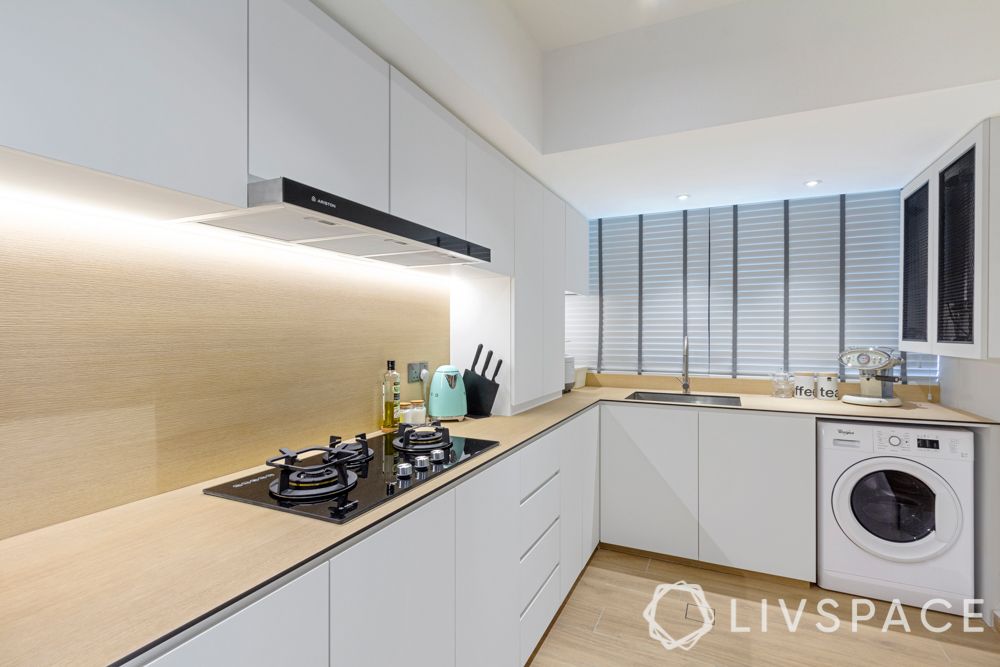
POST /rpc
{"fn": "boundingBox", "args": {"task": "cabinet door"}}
[456,456,519,667]
[249,0,389,211]
[513,169,545,408]
[900,174,933,352]
[564,206,590,295]
[557,407,600,597]
[698,411,815,581]
[579,408,601,557]
[330,491,456,667]
[467,132,515,275]
[600,404,699,559]
[934,122,988,358]
[0,1,247,207]
[557,419,583,597]
[149,564,328,666]
[542,189,567,396]
[390,67,466,239]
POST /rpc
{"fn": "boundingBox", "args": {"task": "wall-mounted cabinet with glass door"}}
[900,117,998,359]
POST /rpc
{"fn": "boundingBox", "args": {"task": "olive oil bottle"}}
[381,360,401,432]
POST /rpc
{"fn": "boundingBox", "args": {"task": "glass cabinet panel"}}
[901,183,929,342]
[937,148,976,344]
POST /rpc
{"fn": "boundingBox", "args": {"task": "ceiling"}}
[505,0,740,51]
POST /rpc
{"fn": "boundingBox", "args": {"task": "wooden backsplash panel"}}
[0,206,450,538]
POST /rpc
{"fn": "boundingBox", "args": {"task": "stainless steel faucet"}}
[681,335,690,394]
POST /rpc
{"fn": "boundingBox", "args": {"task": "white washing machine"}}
[818,420,974,613]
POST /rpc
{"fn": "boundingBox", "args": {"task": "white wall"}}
[543,0,1000,153]
[940,357,1000,626]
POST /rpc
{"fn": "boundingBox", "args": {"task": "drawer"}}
[519,518,560,614]
[519,565,561,667]
[519,474,559,557]
[519,433,559,502]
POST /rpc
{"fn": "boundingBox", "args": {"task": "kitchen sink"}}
[625,391,742,407]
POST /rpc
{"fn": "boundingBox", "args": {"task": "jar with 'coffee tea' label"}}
[816,372,839,401]
[794,372,816,399]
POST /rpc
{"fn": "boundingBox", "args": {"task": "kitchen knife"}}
[482,350,494,377]
[470,343,483,373]
[491,359,503,381]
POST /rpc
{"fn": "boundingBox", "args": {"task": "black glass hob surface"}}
[204,430,499,524]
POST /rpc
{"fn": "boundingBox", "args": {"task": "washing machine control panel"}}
[872,427,973,460]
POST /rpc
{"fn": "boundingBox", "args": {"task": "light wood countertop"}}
[0,388,991,666]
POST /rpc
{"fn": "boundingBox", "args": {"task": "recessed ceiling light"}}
[804,179,822,187]
[677,193,690,201]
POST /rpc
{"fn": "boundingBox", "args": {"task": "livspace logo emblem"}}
[643,581,715,651]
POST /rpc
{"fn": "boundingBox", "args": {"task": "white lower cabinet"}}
[600,404,699,559]
[519,565,561,666]
[456,455,519,667]
[329,491,456,667]
[558,407,600,596]
[698,411,816,581]
[148,563,329,666]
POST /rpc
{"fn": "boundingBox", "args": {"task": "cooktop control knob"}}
[429,448,446,463]
[396,462,413,479]
[414,455,431,471]
[888,435,901,447]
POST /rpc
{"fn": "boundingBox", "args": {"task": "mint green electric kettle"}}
[427,365,467,421]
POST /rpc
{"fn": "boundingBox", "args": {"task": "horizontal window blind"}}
[708,206,735,376]
[736,201,785,376]
[567,189,937,382]
[600,216,640,372]
[788,196,841,373]
[641,211,684,373]
[564,219,599,369]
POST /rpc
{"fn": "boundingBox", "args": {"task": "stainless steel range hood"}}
[177,178,490,267]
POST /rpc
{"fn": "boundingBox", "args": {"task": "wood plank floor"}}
[532,548,1000,666]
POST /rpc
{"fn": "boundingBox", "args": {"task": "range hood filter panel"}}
[206,207,363,243]
[302,234,418,257]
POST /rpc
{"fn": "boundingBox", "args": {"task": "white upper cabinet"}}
[0,1,247,207]
[466,132,515,275]
[564,206,590,295]
[542,189,567,395]
[249,0,389,211]
[390,67,467,239]
[513,169,546,408]
[901,117,998,359]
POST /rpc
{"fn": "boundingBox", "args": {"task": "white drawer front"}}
[519,518,560,614]
[519,474,560,557]
[519,565,561,667]
[519,434,559,502]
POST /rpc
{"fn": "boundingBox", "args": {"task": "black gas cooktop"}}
[204,423,499,524]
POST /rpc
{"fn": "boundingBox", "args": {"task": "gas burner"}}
[335,434,375,471]
[266,445,358,502]
[393,422,454,454]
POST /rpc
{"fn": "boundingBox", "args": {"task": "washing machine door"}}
[832,457,963,563]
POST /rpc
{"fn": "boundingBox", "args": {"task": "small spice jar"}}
[816,372,840,401]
